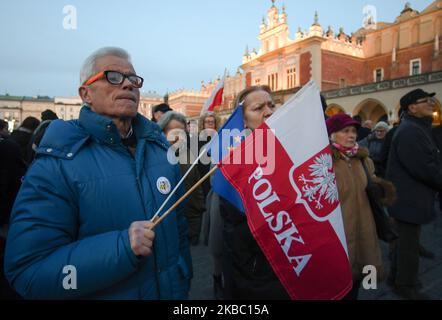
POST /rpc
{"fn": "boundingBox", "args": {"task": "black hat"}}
[400,89,435,111]
[153,103,172,114]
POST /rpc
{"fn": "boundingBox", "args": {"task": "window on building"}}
[255,78,261,85]
[410,59,421,76]
[287,68,296,89]
[374,68,384,82]
[267,73,278,91]
[339,78,346,88]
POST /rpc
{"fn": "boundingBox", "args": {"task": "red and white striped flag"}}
[218,81,352,300]
[200,72,225,115]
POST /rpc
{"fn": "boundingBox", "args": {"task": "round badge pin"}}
[156,177,171,195]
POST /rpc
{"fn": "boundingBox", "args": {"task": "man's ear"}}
[79,86,92,105]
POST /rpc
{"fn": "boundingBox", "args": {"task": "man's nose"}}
[121,77,135,90]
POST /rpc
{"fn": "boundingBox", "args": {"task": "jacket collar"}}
[403,112,433,129]
[79,105,167,148]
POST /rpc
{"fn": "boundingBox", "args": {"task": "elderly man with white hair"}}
[4,47,192,299]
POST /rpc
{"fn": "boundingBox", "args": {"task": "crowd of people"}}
[0,46,441,300]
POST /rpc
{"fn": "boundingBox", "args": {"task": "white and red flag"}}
[218,81,352,300]
[200,72,225,115]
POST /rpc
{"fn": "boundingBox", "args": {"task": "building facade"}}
[2,1,441,129]
[0,95,55,130]
[185,0,442,126]
[237,0,442,125]
[0,93,165,130]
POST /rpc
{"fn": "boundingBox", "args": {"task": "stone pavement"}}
[189,201,442,300]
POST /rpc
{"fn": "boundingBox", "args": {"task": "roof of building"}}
[421,0,442,14]
[0,94,54,102]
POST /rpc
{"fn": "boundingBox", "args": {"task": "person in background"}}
[26,109,59,164]
[353,115,371,141]
[382,110,436,262]
[0,120,26,299]
[151,103,172,123]
[379,109,404,180]
[320,94,329,120]
[359,121,389,177]
[9,116,40,161]
[197,112,219,199]
[158,111,206,246]
[432,121,442,214]
[197,112,223,299]
[0,119,9,138]
[363,120,374,131]
[326,113,395,300]
[387,89,442,300]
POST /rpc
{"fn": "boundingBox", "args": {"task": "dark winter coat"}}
[359,134,386,176]
[379,126,399,179]
[433,124,442,154]
[9,128,33,162]
[386,114,442,224]
[0,137,27,226]
[220,197,290,300]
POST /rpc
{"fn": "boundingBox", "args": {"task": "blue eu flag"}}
[208,106,245,213]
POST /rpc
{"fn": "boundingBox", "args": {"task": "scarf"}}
[332,142,360,158]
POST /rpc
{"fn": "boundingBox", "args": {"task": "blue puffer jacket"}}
[4,106,192,299]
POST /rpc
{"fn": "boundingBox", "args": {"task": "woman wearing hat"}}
[326,113,396,299]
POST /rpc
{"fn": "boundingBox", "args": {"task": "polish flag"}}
[218,81,352,300]
[200,73,225,115]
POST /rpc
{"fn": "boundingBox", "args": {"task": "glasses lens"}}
[128,75,143,88]
[106,71,124,85]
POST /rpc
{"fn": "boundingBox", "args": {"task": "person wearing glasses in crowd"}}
[4,47,192,299]
[386,89,442,300]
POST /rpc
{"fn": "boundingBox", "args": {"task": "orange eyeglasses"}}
[83,70,144,88]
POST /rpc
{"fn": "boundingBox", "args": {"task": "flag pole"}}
[150,146,208,222]
[151,165,218,229]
